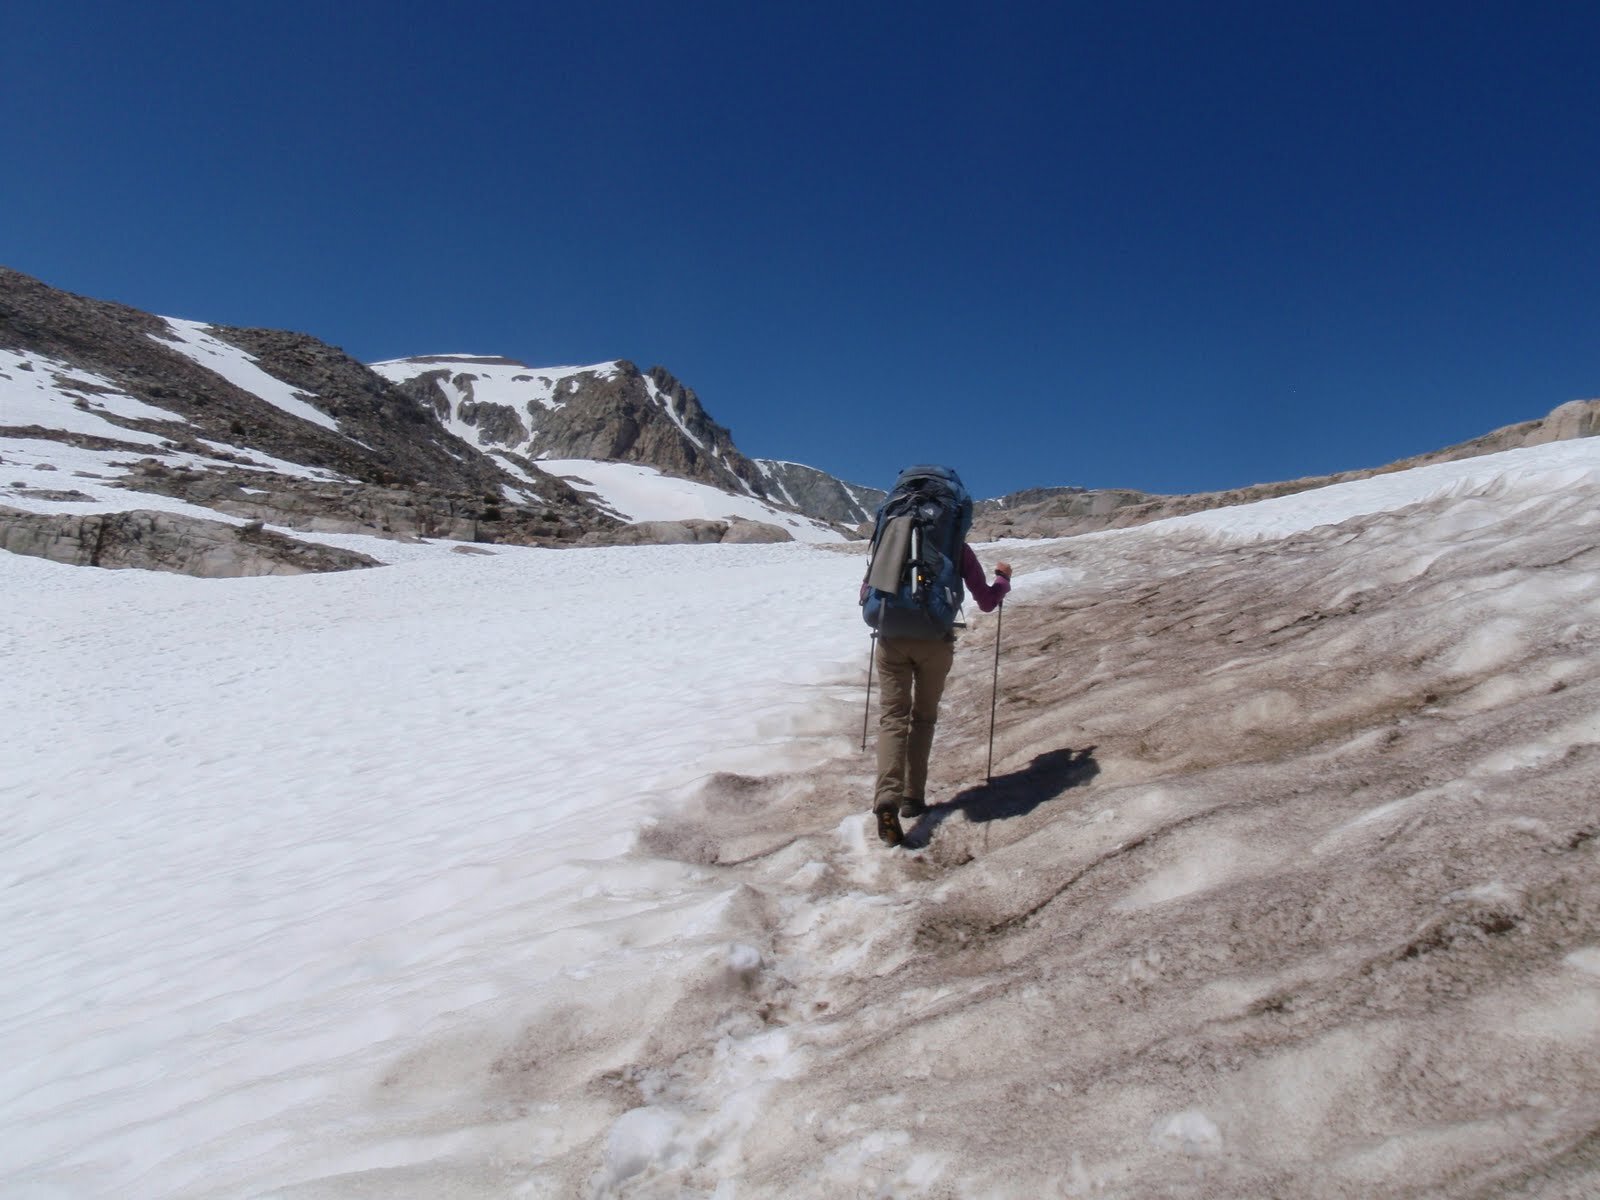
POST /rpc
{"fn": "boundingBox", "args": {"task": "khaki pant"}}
[873,635,956,810]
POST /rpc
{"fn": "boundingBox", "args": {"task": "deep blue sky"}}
[5,1,1597,499]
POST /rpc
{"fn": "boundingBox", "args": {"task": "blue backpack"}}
[861,465,975,639]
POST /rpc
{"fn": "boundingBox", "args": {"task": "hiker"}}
[860,465,1012,846]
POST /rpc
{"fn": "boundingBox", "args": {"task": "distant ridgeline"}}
[0,267,880,574]
[969,398,1600,541]
[3,264,1596,575]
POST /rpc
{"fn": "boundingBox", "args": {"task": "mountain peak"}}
[372,354,768,500]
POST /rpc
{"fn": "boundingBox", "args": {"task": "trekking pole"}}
[986,601,1003,782]
[861,634,877,752]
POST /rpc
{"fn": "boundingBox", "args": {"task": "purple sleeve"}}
[961,544,1010,612]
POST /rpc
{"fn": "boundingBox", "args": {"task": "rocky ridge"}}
[972,398,1600,540]
[0,269,614,569]
[2,271,873,573]
[372,355,772,499]
[753,459,886,526]
[9,266,1597,574]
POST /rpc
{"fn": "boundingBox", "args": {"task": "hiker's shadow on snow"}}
[904,746,1099,849]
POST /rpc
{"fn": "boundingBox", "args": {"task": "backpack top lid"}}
[877,465,973,540]
[891,464,966,493]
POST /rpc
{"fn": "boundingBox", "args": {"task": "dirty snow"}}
[4,436,1599,1197]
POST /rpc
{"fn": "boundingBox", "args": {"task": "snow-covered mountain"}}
[6,437,1599,1196]
[369,352,857,543]
[753,458,886,526]
[371,354,767,497]
[11,267,1598,577]
[0,270,855,570]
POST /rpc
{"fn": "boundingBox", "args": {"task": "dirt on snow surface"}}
[614,478,1600,1198]
[4,442,1598,1198]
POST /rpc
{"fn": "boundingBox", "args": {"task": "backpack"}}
[861,465,974,639]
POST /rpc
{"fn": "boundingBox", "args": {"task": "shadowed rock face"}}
[0,506,379,576]
[470,479,1600,1196]
[754,460,886,526]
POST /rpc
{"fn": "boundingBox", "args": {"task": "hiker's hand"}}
[995,561,1013,580]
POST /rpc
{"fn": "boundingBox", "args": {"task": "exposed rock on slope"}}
[374,355,770,498]
[974,397,1600,540]
[2,269,499,494]
[3,269,883,558]
[578,517,794,546]
[0,506,377,576]
[753,459,885,526]
[119,458,589,545]
[0,269,613,563]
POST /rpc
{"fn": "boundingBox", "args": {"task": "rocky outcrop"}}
[1402,396,1600,463]
[580,517,793,547]
[972,397,1600,541]
[0,506,379,576]
[383,356,772,500]
[753,460,885,526]
[118,458,596,545]
[380,357,891,532]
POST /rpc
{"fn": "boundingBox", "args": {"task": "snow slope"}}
[1,542,867,1196]
[1,347,351,525]
[539,458,846,542]
[4,438,1599,1197]
[155,318,342,433]
[0,348,189,444]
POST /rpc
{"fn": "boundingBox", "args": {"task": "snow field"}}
[0,348,189,442]
[0,541,869,1196]
[537,459,844,542]
[4,434,1600,1195]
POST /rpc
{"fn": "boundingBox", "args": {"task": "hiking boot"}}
[874,805,904,847]
[899,796,927,819]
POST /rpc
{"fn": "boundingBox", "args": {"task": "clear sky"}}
[5,1,1597,500]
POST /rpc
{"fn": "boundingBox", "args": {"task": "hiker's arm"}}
[961,545,1011,612]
